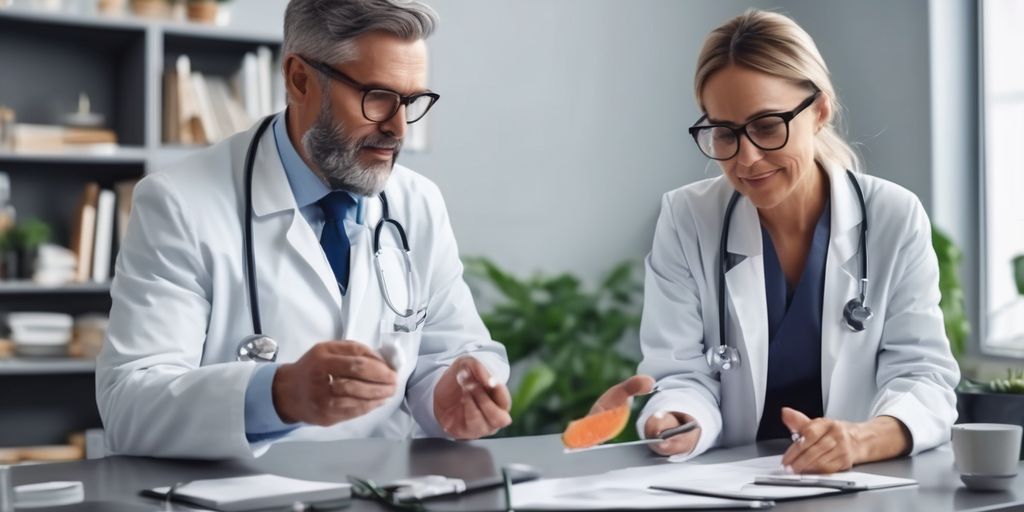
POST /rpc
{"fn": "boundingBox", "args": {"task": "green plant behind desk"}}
[465,257,643,438]
[932,226,969,362]
[1014,254,1024,297]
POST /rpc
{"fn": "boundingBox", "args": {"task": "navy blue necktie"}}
[317,191,356,294]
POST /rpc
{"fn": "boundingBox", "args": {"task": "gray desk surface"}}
[9,434,1024,511]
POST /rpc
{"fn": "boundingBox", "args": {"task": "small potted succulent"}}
[0,219,52,280]
[186,0,228,24]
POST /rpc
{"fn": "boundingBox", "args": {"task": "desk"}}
[9,435,1024,511]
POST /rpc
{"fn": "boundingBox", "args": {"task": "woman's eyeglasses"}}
[688,90,821,161]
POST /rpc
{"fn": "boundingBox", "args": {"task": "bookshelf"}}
[0,5,283,449]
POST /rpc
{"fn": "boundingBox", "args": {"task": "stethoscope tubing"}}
[241,116,417,339]
[714,169,868,372]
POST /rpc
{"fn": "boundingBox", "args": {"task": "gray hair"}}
[283,0,439,66]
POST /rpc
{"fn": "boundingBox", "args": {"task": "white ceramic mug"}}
[952,423,1022,491]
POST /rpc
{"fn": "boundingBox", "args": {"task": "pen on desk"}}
[753,475,859,489]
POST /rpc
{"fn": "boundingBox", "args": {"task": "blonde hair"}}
[694,9,860,172]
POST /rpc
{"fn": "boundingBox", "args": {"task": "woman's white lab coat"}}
[637,165,960,457]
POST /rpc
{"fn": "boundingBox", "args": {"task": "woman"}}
[593,10,959,474]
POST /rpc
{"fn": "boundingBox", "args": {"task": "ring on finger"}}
[327,373,335,386]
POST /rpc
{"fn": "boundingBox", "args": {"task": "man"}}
[96,0,512,459]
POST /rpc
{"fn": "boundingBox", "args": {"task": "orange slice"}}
[561,403,631,449]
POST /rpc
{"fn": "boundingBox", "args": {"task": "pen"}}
[753,475,859,489]
[657,420,698,440]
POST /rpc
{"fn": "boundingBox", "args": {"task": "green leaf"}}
[510,363,557,420]
[464,256,644,436]
[1013,255,1024,297]
[931,226,969,361]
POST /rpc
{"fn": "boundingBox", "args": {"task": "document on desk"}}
[511,455,916,509]
[144,474,351,512]
[512,476,773,510]
[653,455,916,501]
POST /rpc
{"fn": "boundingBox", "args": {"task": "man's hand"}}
[780,407,910,474]
[272,341,397,426]
[433,356,511,439]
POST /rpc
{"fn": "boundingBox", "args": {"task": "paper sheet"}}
[511,455,915,510]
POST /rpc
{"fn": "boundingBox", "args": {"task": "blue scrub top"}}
[756,199,831,441]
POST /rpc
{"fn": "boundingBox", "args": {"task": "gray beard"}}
[301,104,403,197]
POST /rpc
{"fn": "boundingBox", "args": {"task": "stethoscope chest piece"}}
[706,344,741,373]
[237,334,279,363]
[842,299,873,332]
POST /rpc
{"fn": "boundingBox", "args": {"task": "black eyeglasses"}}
[347,466,518,512]
[300,55,440,124]
[688,90,821,161]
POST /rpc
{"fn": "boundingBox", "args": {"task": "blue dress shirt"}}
[243,112,361,441]
[756,199,831,441]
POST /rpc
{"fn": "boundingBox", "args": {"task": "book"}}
[256,45,274,117]
[10,124,117,152]
[70,183,100,283]
[92,188,115,282]
[190,72,220,143]
[239,51,261,121]
[163,69,181,144]
[144,474,351,512]
[175,54,200,144]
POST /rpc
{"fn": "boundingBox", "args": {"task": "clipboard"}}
[140,474,352,512]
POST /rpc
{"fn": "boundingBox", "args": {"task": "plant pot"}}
[17,247,38,280]
[186,0,218,24]
[2,249,18,280]
[957,389,1024,460]
[97,0,125,15]
[130,0,167,18]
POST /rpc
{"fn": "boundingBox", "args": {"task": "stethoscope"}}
[236,116,423,363]
[707,169,873,374]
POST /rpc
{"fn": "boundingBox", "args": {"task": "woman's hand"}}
[589,375,655,414]
[781,407,911,474]
[644,410,701,456]
[591,376,702,456]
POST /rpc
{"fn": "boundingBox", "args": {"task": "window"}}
[981,0,1024,353]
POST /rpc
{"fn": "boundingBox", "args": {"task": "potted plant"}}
[1015,255,1024,298]
[4,219,52,280]
[933,227,970,361]
[465,257,644,439]
[130,0,168,18]
[953,246,1024,459]
[186,0,227,24]
[96,0,126,15]
[0,227,15,280]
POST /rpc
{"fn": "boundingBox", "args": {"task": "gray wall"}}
[236,0,941,284]
[779,0,933,209]
[401,0,752,280]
